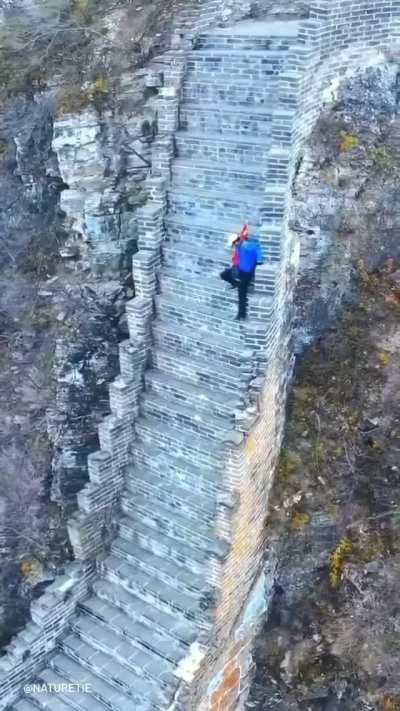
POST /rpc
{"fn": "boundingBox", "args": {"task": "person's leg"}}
[237,272,252,319]
[221,267,238,288]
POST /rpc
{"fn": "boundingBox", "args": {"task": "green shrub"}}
[71,0,96,25]
[339,131,359,152]
[370,146,395,172]
[57,74,110,115]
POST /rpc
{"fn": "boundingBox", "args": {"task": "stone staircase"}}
[9,21,300,711]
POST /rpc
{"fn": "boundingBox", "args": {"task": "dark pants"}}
[220,267,254,319]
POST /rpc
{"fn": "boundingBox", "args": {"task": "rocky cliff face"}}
[0,0,181,648]
[291,62,400,350]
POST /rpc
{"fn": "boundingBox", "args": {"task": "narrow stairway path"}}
[11,20,300,711]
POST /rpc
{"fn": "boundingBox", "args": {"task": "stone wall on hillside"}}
[0,1,399,710]
[178,2,400,710]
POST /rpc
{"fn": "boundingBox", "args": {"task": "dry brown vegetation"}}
[251,262,400,710]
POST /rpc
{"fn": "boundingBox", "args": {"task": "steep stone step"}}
[167,187,275,225]
[124,463,215,517]
[179,104,273,138]
[151,346,252,394]
[162,250,279,294]
[271,107,295,146]
[50,652,142,711]
[118,513,213,574]
[66,617,177,697]
[156,290,274,331]
[59,633,169,708]
[18,684,73,711]
[260,185,287,224]
[172,156,267,193]
[155,293,277,356]
[175,132,271,165]
[37,667,106,711]
[110,535,205,595]
[13,700,41,711]
[78,596,187,667]
[144,368,244,420]
[99,554,204,623]
[130,440,221,496]
[152,317,253,370]
[185,50,286,81]
[120,495,227,559]
[182,78,276,109]
[155,294,239,336]
[91,578,199,647]
[142,389,234,439]
[164,216,283,262]
[195,26,300,52]
[135,416,235,471]
[279,69,302,99]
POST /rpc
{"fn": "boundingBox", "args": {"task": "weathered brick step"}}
[120,494,227,558]
[37,667,106,711]
[157,289,274,329]
[13,702,40,711]
[50,652,143,711]
[155,295,236,338]
[124,464,215,520]
[175,132,271,165]
[145,368,244,420]
[13,700,41,711]
[160,260,276,296]
[118,513,213,575]
[172,157,266,193]
[151,346,251,394]
[131,440,220,495]
[185,52,286,81]
[188,47,289,60]
[165,214,283,249]
[92,579,199,648]
[278,73,301,110]
[152,318,253,370]
[111,535,204,595]
[17,683,73,711]
[142,389,234,440]
[182,78,276,109]
[183,66,278,88]
[68,615,177,694]
[164,219,282,262]
[100,554,203,623]
[79,595,187,667]
[195,31,300,52]
[179,104,273,137]
[167,188,280,225]
[162,237,274,271]
[59,633,168,709]
[135,416,236,471]
[156,294,271,346]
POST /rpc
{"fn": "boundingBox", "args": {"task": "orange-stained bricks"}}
[219,688,240,711]
[210,667,241,707]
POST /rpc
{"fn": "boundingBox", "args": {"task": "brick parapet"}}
[0,562,95,705]
[65,46,188,565]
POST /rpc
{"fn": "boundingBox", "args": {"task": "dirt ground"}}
[248,262,400,711]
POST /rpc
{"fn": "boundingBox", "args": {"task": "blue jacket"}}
[237,237,264,273]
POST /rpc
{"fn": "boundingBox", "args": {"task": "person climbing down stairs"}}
[220,224,264,320]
